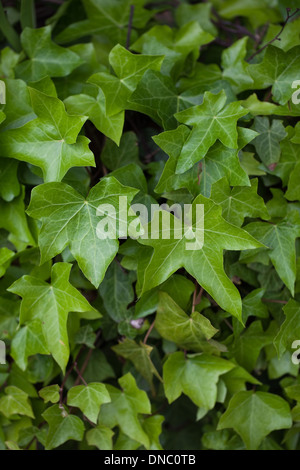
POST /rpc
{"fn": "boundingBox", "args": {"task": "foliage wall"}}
[0,0,300,451]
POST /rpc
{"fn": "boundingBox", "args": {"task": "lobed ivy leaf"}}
[218,391,292,449]
[67,383,111,424]
[27,177,138,287]
[163,352,235,410]
[0,88,94,182]
[136,195,263,320]
[174,90,248,174]
[8,263,100,372]
[16,26,82,82]
[42,405,85,450]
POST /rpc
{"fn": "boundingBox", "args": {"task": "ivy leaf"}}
[242,211,300,295]
[252,117,287,167]
[38,385,60,404]
[64,88,124,146]
[16,26,82,82]
[155,292,219,353]
[99,261,134,322]
[0,88,94,182]
[174,90,248,174]
[86,425,114,450]
[67,383,111,424]
[88,44,164,116]
[8,263,100,372]
[132,22,214,77]
[0,386,34,419]
[175,2,217,36]
[99,373,151,449]
[274,299,300,357]
[221,37,254,93]
[163,352,234,410]
[231,321,275,371]
[0,187,35,245]
[11,319,50,370]
[218,391,292,449]
[27,177,138,287]
[0,158,20,202]
[112,338,162,391]
[42,405,84,450]
[56,0,153,44]
[101,132,140,171]
[249,45,300,105]
[0,247,14,277]
[137,195,263,320]
[210,177,269,227]
[129,70,184,130]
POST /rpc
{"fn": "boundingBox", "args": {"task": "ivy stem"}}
[126,5,135,50]
[247,8,300,62]
[143,319,156,344]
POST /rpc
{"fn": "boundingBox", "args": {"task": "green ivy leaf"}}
[8,263,100,372]
[210,177,269,227]
[174,90,248,173]
[15,26,82,82]
[249,45,300,105]
[11,319,50,370]
[0,88,94,182]
[42,404,85,450]
[274,299,300,357]
[27,177,138,287]
[86,425,114,450]
[0,386,34,419]
[99,373,151,449]
[137,195,263,320]
[38,385,60,404]
[218,391,292,449]
[67,383,111,424]
[112,338,162,391]
[163,352,234,409]
[156,292,219,353]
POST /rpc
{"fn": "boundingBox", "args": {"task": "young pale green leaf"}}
[99,373,151,449]
[67,383,111,424]
[218,391,292,449]
[11,319,50,370]
[88,44,163,116]
[27,177,138,287]
[156,292,219,353]
[64,88,124,146]
[0,386,34,419]
[8,263,100,372]
[221,37,254,93]
[163,352,235,410]
[42,405,85,450]
[86,425,114,450]
[0,88,94,182]
[132,22,214,77]
[38,385,60,404]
